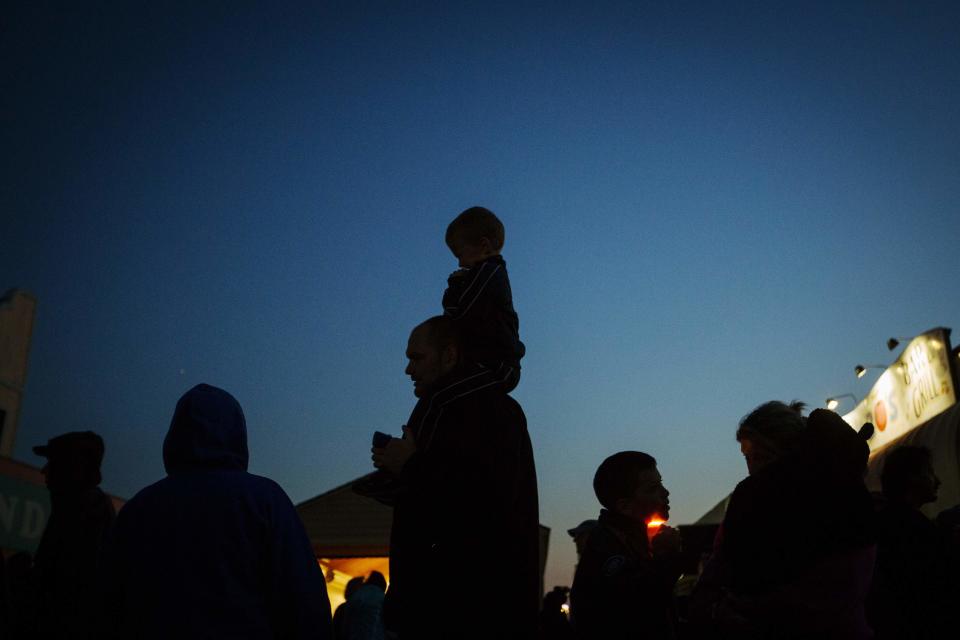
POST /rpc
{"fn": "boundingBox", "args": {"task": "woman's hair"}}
[736,400,807,459]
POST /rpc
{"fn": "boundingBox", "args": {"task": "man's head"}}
[593,451,669,524]
[405,316,461,398]
[33,431,105,492]
[736,400,806,475]
[445,206,504,268]
[567,519,599,557]
[343,576,365,601]
[881,445,940,509]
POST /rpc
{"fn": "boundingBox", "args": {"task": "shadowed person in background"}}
[538,586,574,640]
[338,571,387,640]
[372,316,540,639]
[333,576,366,640]
[690,402,876,639]
[868,445,958,638]
[31,431,115,639]
[568,519,599,561]
[98,384,331,639]
[570,451,682,640]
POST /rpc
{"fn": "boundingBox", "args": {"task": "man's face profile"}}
[617,465,670,524]
[405,326,450,398]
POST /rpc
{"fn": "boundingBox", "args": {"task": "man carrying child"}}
[372,316,539,639]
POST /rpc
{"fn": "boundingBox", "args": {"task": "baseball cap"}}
[567,519,598,538]
[33,431,105,467]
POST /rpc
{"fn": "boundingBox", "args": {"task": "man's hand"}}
[372,427,416,475]
[651,525,681,556]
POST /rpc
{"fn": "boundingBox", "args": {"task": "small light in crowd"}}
[646,517,666,542]
[561,603,570,617]
[827,399,839,410]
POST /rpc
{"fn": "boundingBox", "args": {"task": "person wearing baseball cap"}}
[567,519,599,558]
[33,431,106,490]
[32,430,115,639]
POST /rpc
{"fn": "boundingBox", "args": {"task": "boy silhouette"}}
[443,206,524,392]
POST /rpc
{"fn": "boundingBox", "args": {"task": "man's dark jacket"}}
[99,384,331,639]
[384,368,540,639]
[34,485,115,638]
[570,510,679,640]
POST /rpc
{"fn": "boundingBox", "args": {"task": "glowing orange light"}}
[646,516,666,543]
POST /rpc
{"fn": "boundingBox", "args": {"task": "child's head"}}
[445,206,505,268]
[593,451,669,524]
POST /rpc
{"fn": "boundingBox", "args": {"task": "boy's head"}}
[593,451,669,525]
[445,206,504,268]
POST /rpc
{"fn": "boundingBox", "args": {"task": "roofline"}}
[295,472,377,508]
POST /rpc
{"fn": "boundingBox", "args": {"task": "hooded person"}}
[98,384,331,639]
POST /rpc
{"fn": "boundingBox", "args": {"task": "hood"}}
[163,384,249,473]
[803,408,870,481]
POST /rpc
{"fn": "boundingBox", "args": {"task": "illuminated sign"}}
[0,289,37,456]
[842,328,956,452]
[0,474,49,552]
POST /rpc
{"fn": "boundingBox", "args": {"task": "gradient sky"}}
[4,1,960,589]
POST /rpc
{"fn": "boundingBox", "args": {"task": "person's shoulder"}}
[242,473,300,512]
[580,522,627,561]
[244,472,289,494]
[578,523,635,579]
[123,476,171,505]
[453,385,525,420]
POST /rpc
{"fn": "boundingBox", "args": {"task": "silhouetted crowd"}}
[1,207,958,639]
[537,402,960,640]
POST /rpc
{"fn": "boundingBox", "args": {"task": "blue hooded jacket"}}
[101,384,331,639]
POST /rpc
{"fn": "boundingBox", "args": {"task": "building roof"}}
[296,473,393,557]
[296,472,552,558]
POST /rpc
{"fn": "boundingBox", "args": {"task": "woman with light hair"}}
[690,401,876,639]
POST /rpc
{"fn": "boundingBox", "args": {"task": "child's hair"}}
[445,206,505,251]
[593,451,657,510]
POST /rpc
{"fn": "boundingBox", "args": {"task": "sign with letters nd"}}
[842,328,956,453]
[0,474,49,552]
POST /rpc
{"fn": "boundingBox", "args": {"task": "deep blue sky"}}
[4,1,959,589]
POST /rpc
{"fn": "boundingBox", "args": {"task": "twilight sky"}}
[4,1,960,589]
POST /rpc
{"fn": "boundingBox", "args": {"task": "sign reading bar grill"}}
[842,328,956,453]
